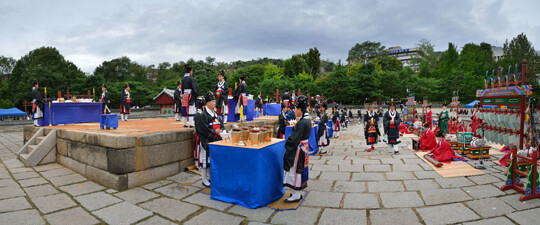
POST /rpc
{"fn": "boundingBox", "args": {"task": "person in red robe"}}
[426,105,433,130]
[429,130,460,163]
[471,104,480,136]
[419,123,436,151]
[399,123,411,134]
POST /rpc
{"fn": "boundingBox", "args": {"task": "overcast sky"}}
[1,0,538,73]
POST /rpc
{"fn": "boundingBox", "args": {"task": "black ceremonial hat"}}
[296,95,308,111]
[204,91,215,103]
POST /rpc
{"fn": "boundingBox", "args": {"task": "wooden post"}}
[521,59,530,85]
[66,90,70,99]
[497,66,502,88]
[275,89,280,103]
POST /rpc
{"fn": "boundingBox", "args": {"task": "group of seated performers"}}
[414,122,461,163]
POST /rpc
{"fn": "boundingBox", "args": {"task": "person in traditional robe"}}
[332,106,340,138]
[317,102,330,154]
[255,92,263,114]
[283,95,311,203]
[31,80,44,127]
[348,109,353,123]
[364,104,380,152]
[471,104,480,136]
[383,99,401,154]
[417,122,436,151]
[377,106,384,130]
[282,89,291,106]
[400,123,411,134]
[173,81,182,121]
[357,109,362,122]
[193,97,205,176]
[100,84,110,114]
[233,75,248,120]
[181,64,200,127]
[214,70,229,124]
[194,91,224,187]
[429,129,459,163]
[426,105,433,130]
[341,108,348,130]
[291,92,297,105]
[277,103,288,138]
[120,84,131,121]
[287,105,296,121]
[440,103,450,134]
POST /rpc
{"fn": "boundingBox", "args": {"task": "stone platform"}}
[23,117,278,190]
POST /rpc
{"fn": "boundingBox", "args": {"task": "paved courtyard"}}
[0,123,539,225]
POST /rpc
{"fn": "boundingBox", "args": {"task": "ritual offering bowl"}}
[250,128,260,146]
[241,128,250,143]
[264,125,274,141]
[231,128,242,144]
[259,130,267,143]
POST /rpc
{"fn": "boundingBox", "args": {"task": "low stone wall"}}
[23,118,278,190]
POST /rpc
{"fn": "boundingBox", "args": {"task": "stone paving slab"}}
[0,186,26,199]
[414,171,441,179]
[343,193,379,209]
[462,217,515,225]
[141,179,172,190]
[184,192,233,211]
[154,183,199,200]
[34,163,64,172]
[369,208,422,225]
[12,171,40,180]
[59,181,105,196]
[319,171,351,181]
[462,184,506,199]
[44,207,99,225]
[24,184,59,198]
[420,188,473,205]
[47,173,87,187]
[435,177,475,188]
[40,168,74,179]
[32,193,77,214]
[311,164,339,172]
[135,216,177,225]
[404,179,440,191]
[18,177,49,187]
[367,181,404,192]
[114,188,159,204]
[270,207,321,225]
[228,204,274,223]
[380,192,424,208]
[307,180,334,192]
[0,197,32,213]
[364,164,391,172]
[0,178,20,188]
[351,172,385,181]
[385,171,415,180]
[303,191,343,207]
[167,172,201,184]
[8,167,34,174]
[94,202,153,225]
[417,203,480,225]
[140,197,200,223]
[0,209,45,225]
[184,209,244,225]
[506,207,540,225]
[75,191,123,211]
[333,181,366,192]
[465,197,515,218]
[498,193,540,210]
[338,164,364,172]
[467,174,501,185]
[318,208,367,225]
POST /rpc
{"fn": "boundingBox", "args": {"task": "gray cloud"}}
[0,0,538,73]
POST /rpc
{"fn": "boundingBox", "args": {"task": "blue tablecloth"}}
[227,99,255,122]
[39,103,102,126]
[327,120,333,138]
[209,140,286,209]
[284,126,319,155]
[254,110,260,118]
[263,104,281,116]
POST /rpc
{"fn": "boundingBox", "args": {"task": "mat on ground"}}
[199,187,307,211]
[415,152,484,177]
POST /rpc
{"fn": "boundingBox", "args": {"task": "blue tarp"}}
[0,108,26,117]
[209,140,286,209]
[464,100,497,108]
[263,104,281,116]
[39,103,102,126]
[227,98,255,122]
[284,125,319,155]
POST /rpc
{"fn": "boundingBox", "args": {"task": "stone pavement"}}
[1,123,539,225]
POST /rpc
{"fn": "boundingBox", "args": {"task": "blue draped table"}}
[39,102,102,126]
[209,139,286,209]
[227,99,255,122]
[263,104,281,116]
[284,125,319,155]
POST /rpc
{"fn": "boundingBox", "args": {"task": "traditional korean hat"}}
[390,98,396,106]
[435,129,443,137]
[218,70,225,77]
[204,91,215,103]
[321,102,328,109]
[296,95,308,111]
[239,75,245,81]
[124,83,129,89]
[442,103,447,107]
[102,83,107,88]
[32,79,38,86]
[196,97,206,108]
[177,80,181,86]
[185,64,192,73]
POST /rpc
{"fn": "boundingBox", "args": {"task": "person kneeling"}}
[195,91,224,187]
[414,122,436,151]
[283,95,311,203]
[429,130,459,163]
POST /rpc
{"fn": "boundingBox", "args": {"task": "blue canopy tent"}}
[0,108,27,117]
[464,100,496,108]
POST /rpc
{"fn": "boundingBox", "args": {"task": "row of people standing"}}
[362,101,401,154]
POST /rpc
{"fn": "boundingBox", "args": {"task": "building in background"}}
[492,46,504,61]
[153,88,175,114]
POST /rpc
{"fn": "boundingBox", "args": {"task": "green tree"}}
[93,56,147,82]
[410,39,438,78]
[303,47,321,77]
[373,55,403,72]
[0,56,16,75]
[347,41,385,64]
[283,54,309,77]
[438,42,460,78]
[9,47,86,106]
